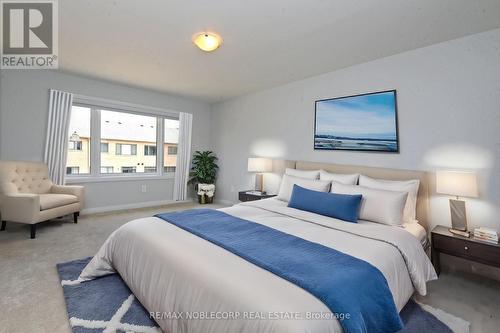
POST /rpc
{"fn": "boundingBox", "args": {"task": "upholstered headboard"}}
[294,161,431,231]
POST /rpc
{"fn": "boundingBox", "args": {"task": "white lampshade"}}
[436,171,478,198]
[247,158,272,173]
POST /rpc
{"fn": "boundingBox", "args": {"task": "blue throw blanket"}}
[155,209,403,333]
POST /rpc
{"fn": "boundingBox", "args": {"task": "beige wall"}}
[66,137,177,174]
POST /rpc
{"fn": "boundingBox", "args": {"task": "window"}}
[101,110,155,174]
[66,167,80,174]
[121,166,136,173]
[164,119,179,174]
[167,146,178,155]
[164,166,176,173]
[66,99,180,180]
[66,106,91,175]
[144,145,157,156]
[115,143,137,155]
[100,166,113,173]
[101,142,109,153]
[69,141,83,151]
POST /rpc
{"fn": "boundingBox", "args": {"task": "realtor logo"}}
[1,0,58,69]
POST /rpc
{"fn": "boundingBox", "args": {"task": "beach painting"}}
[314,90,399,152]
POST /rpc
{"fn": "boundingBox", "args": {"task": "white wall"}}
[211,28,500,232]
[0,70,211,211]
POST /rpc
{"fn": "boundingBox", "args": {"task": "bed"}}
[78,163,437,333]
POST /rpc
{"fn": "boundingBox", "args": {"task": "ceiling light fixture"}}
[192,32,222,52]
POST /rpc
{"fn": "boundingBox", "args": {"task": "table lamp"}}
[247,158,272,194]
[436,170,478,237]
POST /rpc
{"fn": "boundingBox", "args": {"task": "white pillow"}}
[331,182,408,225]
[319,170,359,185]
[277,174,331,202]
[285,168,320,180]
[358,175,420,223]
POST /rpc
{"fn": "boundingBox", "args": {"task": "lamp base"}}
[450,198,468,232]
[255,173,264,192]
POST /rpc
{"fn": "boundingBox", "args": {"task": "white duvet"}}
[79,198,437,333]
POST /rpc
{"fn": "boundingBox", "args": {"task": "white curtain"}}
[44,89,73,185]
[173,112,193,201]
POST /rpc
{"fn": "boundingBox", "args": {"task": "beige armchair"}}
[0,161,84,239]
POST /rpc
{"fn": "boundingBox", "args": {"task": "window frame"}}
[100,166,114,173]
[68,141,83,151]
[144,145,157,156]
[100,142,109,153]
[121,166,137,173]
[167,145,178,155]
[66,166,80,174]
[164,166,176,173]
[66,95,179,183]
[144,166,157,173]
[115,143,137,156]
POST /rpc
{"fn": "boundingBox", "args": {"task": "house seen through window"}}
[144,145,157,156]
[66,166,80,174]
[167,146,178,155]
[66,106,91,174]
[121,166,137,173]
[164,119,179,174]
[66,105,179,176]
[68,141,83,151]
[164,166,176,173]
[101,142,109,153]
[100,166,113,173]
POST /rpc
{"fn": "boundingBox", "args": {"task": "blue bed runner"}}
[155,209,403,333]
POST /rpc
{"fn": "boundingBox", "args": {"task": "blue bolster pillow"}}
[288,184,362,223]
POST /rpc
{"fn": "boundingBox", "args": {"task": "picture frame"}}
[314,90,399,153]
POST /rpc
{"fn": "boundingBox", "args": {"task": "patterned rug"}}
[57,257,466,333]
[57,257,160,333]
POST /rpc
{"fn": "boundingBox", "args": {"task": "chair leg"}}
[30,224,36,239]
[73,212,79,224]
[1,221,6,231]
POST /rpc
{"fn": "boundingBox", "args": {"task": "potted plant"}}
[189,151,219,204]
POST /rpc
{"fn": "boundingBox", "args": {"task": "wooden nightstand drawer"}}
[432,228,500,272]
[434,235,484,259]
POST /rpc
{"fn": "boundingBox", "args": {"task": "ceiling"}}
[59,0,500,103]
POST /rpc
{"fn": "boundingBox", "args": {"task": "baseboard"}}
[81,199,193,215]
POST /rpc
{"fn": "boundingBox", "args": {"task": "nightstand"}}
[431,225,500,276]
[238,191,276,202]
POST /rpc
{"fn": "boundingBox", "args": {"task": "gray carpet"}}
[0,203,499,333]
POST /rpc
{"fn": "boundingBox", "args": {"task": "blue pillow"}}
[288,184,362,223]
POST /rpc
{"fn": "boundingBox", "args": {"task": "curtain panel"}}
[44,89,74,185]
[173,112,193,201]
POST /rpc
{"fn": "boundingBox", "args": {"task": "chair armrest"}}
[51,185,84,199]
[0,193,40,223]
[51,185,84,208]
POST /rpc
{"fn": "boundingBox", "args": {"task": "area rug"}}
[57,257,469,333]
[57,257,161,333]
